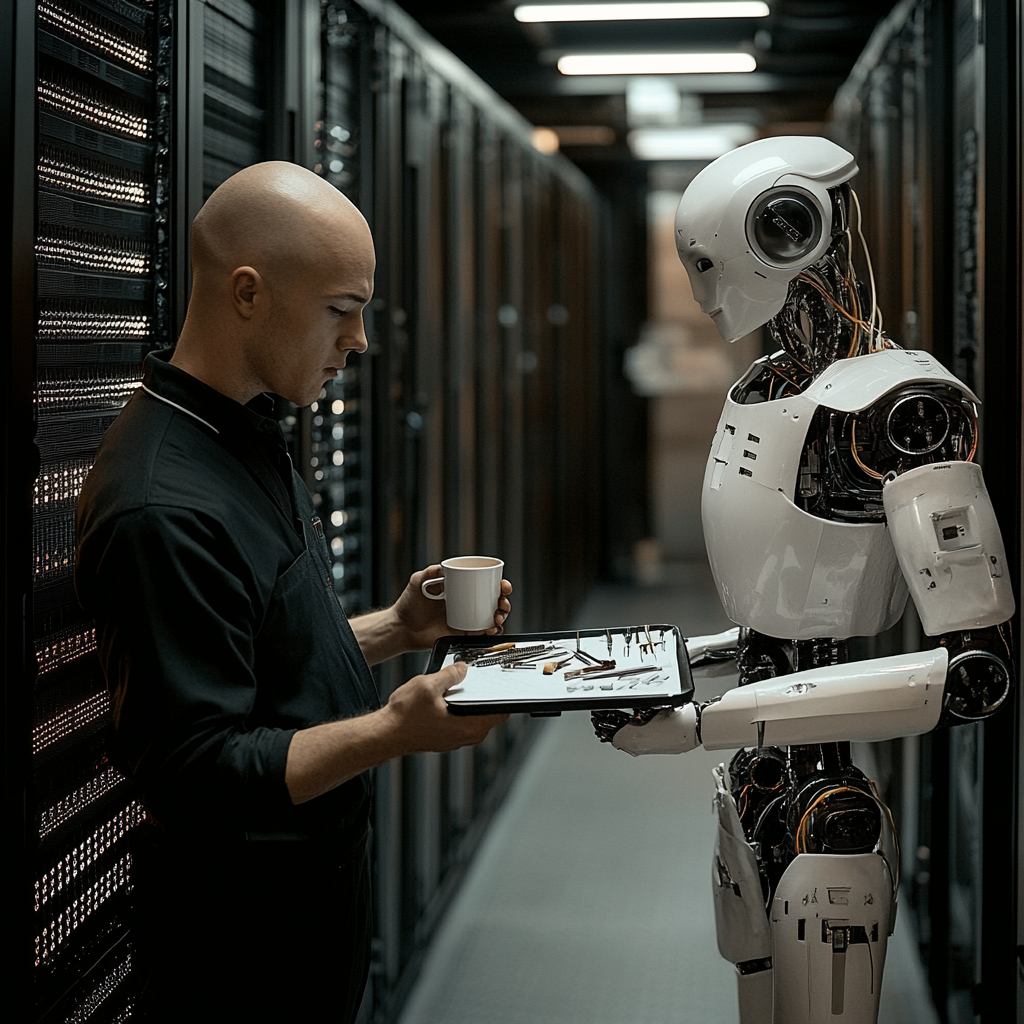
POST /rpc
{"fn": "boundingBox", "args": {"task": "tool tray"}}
[428,625,694,716]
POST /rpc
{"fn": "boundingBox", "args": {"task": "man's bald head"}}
[174,162,375,406]
[190,161,371,294]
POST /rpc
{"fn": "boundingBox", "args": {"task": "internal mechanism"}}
[763,183,894,375]
[788,772,882,855]
[730,350,813,405]
[794,383,977,523]
[729,745,789,898]
[731,632,873,902]
[737,629,848,684]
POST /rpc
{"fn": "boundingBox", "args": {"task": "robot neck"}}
[765,184,887,377]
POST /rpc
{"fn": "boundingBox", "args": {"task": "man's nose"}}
[344,313,369,354]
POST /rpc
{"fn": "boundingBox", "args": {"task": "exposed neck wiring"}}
[851,188,882,348]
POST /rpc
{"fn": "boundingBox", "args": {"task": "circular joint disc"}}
[947,650,1012,720]
[746,187,824,267]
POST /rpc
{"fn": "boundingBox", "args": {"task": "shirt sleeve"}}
[83,504,297,832]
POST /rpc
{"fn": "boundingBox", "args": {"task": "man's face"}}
[254,223,375,407]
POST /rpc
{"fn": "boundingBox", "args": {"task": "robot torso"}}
[702,348,978,640]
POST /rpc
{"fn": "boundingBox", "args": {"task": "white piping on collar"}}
[141,383,221,435]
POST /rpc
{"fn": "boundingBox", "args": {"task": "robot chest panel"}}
[701,389,907,640]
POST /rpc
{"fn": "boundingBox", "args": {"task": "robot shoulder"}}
[802,348,978,412]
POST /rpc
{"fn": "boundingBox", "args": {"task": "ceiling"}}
[394,1,899,164]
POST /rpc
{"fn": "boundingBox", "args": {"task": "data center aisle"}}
[397,564,938,1024]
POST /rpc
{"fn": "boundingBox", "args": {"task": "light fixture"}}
[532,127,561,153]
[626,78,682,124]
[548,125,617,146]
[628,123,757,159]
[558,52,756,75]
[515,2,769,22]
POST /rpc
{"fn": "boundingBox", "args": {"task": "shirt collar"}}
[142,348,282,443]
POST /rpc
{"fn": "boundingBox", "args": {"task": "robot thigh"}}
[769,853,894,1024]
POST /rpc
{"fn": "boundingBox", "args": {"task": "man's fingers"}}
[429,662,467,693]
[500,579,512,595]
[410,564,443,586]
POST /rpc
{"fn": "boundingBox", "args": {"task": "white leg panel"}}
[736,967,773,1024]
[769,853,894,1023]
[711,765,772,963]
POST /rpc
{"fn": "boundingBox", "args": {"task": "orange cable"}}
[850,420,883,480]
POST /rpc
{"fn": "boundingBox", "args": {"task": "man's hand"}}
[350,566,513,665]
[381,662,508,753]
[394,565,513,651]
[285,662,508,804]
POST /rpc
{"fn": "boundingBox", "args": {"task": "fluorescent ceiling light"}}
[627,77,683,123]
[628,123,757,159]
[558,52,756,75]
[515,3,769,22]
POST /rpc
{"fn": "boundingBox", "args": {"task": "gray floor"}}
[398,565,939,1024]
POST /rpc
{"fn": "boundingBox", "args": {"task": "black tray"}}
[427,625,694,716]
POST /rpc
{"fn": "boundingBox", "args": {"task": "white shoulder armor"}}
[800,348,978,411]
[883,461,1015,634]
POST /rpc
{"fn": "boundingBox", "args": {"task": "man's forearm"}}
[285,664,505,804]
[285,706,404,804]
[349,607,410,665]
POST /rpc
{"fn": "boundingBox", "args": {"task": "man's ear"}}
[229,266,263,319]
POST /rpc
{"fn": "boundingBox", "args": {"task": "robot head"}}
[675,136,858,343]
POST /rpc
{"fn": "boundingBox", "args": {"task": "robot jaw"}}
[692,256,793,344]
[675,136,859,344]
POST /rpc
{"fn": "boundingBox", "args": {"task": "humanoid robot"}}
[592,136,1016,1024]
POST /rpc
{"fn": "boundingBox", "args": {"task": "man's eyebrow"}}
[328,292,371,304]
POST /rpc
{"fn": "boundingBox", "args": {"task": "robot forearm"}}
[602,647,949,754]
[699,648,947,749]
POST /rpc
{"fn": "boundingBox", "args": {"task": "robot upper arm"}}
[882,459,1015,635]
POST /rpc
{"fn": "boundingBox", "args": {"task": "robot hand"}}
[592,704,700,755]
[686,627,741,665]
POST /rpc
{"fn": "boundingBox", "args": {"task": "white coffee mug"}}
[420,556,504,631]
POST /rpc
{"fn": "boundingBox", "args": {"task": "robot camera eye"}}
[748,189,823,266]
[696,258,715,273]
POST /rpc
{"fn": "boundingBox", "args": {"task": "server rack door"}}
[977,1,1022,1020]
[4,0,42,1016]
[521,162,556,632]
[498,136,525,637]
[832,3,1023,1021]
[25,0,175,1019]
[315,0,374,616]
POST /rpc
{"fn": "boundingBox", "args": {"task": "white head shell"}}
[675,136,859,343]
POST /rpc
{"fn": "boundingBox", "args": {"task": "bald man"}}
[75,162,510,1023]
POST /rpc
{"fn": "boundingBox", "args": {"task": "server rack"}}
[1,0,173,1019]
[4,1,604,1020]
[832,2,1023,1021]
[342,5,601,1015]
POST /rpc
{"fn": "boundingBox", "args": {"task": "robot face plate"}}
[675,137,858,343]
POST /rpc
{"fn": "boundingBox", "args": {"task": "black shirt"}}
[76,349,380,840]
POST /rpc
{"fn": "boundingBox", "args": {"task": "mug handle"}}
[420,576,445,600]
